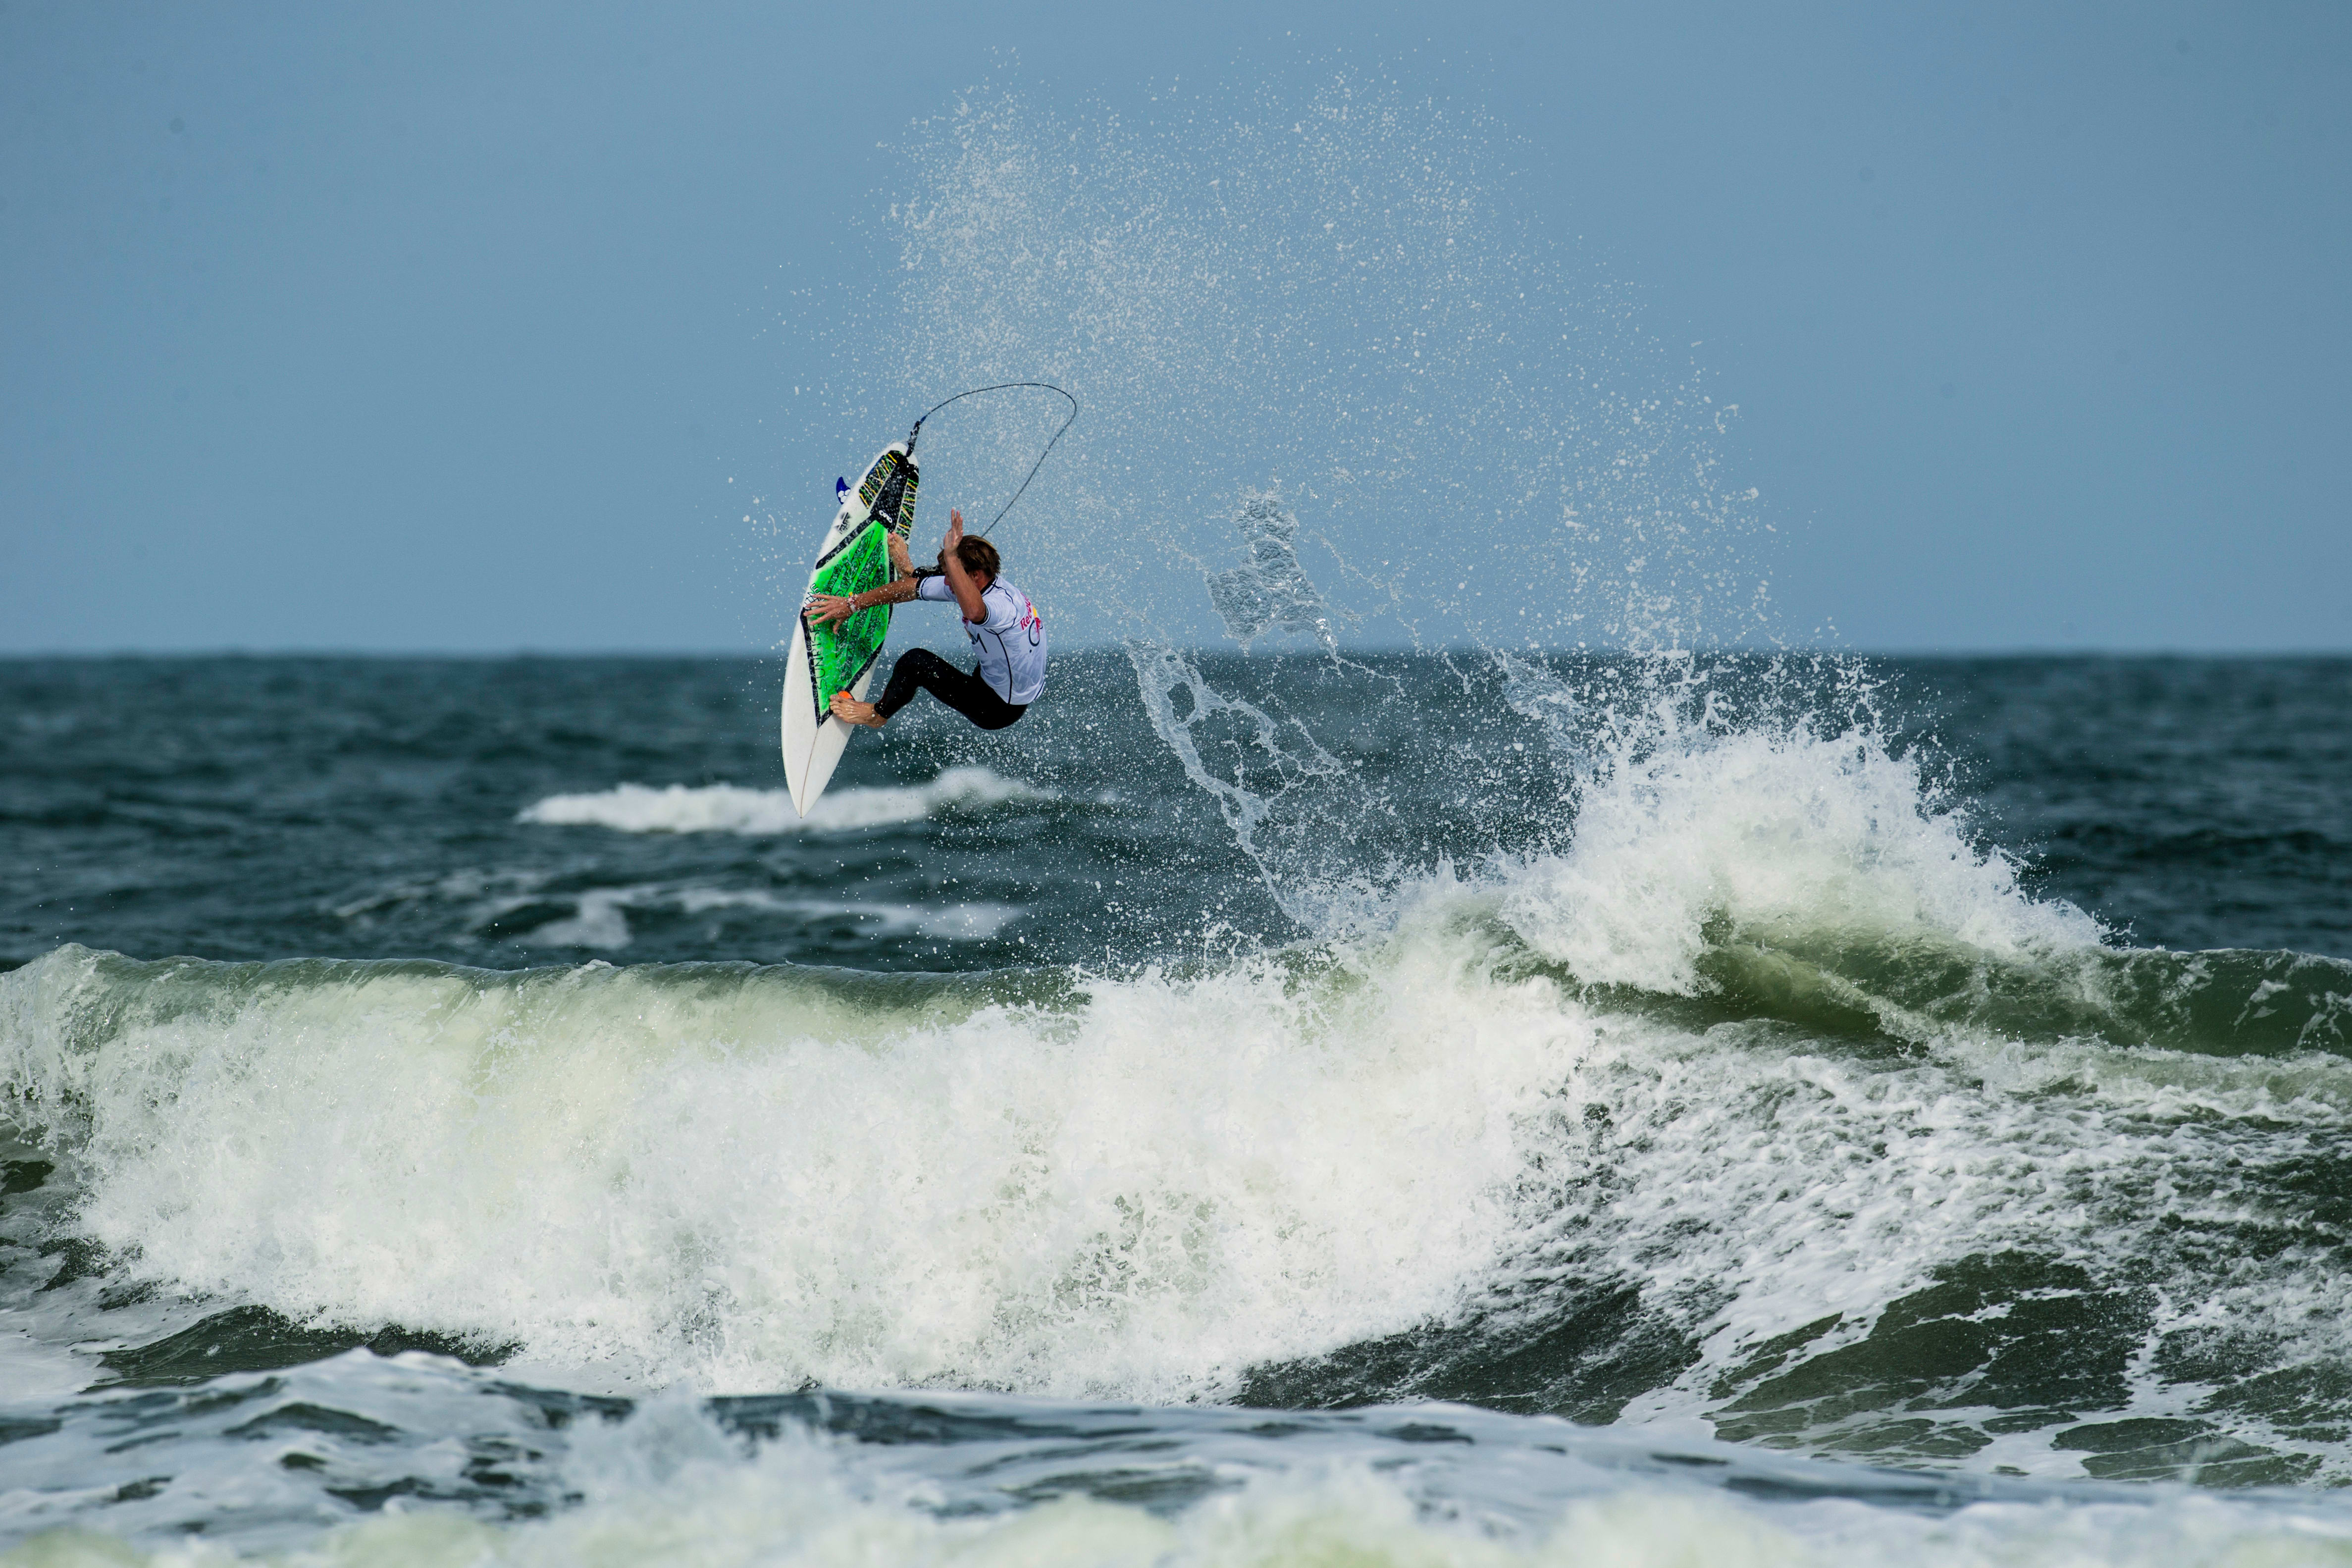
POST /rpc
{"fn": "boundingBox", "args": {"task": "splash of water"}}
[825,75,1790,935]
[1202,489,1341,654]
[833,74,1773,658]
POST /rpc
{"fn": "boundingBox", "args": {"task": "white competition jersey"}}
[915,573,1048,705]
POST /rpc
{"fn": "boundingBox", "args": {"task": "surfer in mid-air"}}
[806,508,1046,732]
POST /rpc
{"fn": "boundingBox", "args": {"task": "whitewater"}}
[5,83,2352,1568]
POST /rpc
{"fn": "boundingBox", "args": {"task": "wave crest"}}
[1497,712,2104,998]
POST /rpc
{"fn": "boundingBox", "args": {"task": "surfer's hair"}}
[952,536,1001,582]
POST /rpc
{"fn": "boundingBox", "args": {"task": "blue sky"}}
[3,1,2346,651]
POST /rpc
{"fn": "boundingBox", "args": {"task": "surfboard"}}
[781,441,920,816]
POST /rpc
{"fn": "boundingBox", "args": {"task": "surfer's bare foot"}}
[830,692,886,729]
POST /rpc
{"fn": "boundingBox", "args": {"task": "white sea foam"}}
[518,767,1048,836]
[0,938,1569,1401]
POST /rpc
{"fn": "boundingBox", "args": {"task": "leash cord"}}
[906,382,1079,536]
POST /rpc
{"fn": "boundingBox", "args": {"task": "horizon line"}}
[3,644,2349,661]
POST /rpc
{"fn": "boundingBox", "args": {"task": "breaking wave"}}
[9,686,2352,1483]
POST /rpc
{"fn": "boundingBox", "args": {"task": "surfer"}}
[807,508,1045,732]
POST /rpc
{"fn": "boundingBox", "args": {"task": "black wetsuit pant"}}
[873,648,1028,730]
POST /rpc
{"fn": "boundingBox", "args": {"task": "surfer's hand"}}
[806,593,852,627]
[887,533,913,577]
[945,509,965,551]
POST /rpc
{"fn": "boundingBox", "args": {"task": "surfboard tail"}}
[795,722,852,818]
[783,622,871,819]
[781,623,824,818]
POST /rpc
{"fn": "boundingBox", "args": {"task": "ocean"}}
[3,649,2351,1565]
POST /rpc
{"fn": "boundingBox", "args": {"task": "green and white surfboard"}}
[780,440,919,816]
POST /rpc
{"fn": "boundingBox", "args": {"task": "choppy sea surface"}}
[3,650,2352,1566]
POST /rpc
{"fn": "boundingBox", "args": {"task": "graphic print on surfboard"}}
[799,449,918,719]
[780,442,919,817]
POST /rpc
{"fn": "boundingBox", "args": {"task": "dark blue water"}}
[6,654,2344,971]
[3,651,2351,1563]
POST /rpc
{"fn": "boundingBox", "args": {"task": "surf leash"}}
[903,382,1079,537]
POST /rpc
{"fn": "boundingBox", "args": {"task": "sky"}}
[2,0,2346,653]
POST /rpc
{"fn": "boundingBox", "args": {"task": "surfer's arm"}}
[941,509,988,623]
[806,577,918,627]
